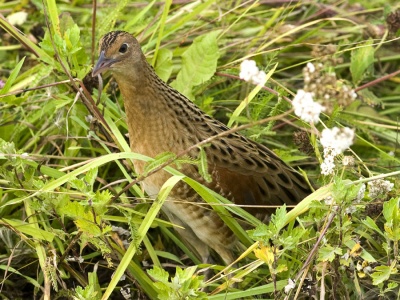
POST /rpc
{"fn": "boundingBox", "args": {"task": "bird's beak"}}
[92,51,116,77]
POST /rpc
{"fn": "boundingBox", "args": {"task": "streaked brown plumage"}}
[92,31,312,264]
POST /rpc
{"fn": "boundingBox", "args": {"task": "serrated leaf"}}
[350,39,374,84]
[154,47,173,82]
[269,205,286,233]
[147,266,170,283]
[355,89,382,107]
[278,227,305,250]
[371,261,397,285]
[84,167,98,188]
[59,12,75,36]
[383,197,399,223]
[318,244,342,262]
[171,30,221,99]
[383,198,400,241]
[75,219,102,237]
[176,266,197,283]
[53,33,66,54]
[275,264,288,274]
[39,32,56,56]
[91,190,112,215]
[67,24,80,47]
[70,178,87,192]
[387,282,398,290]
[248,223,270,240]
[144,152,176,175]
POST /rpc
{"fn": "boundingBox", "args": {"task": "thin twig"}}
[355,68,400,92]
[320,261,327,300]
[0,79,73,98]
[41,1,113,143]
[293,207,338,299]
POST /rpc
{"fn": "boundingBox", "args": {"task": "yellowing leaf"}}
[350,243,362,257]
[254,245,275,266]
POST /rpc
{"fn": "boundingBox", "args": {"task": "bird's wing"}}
[192,115,311,212]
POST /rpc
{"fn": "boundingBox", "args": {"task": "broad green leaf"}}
[270,205,287,232]
[171,30,221,99]
[383,197,399,223]
[350,39,374,84]
[147,266,205,300]
[75,219,102,237]
[85,167,98,188]
[371,261,397,285]
[147,266,170,282]
[154,48,173,82]
[361,216,384,237]
[318,244,342,262]
[383,198,400,242]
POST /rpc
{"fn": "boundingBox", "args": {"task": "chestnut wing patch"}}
[206,134,311,212]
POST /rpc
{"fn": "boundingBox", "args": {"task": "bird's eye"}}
[119,43,128,53]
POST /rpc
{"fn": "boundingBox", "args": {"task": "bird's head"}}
[92,31,143,77]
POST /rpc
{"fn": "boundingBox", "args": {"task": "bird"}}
[92,30,312,265]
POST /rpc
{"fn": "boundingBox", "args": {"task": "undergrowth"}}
[1,1,400,299]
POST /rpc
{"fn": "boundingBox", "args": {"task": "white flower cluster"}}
[292,90,325,124]
[306,62,316,73]
[6,11,28,26]
[355,183,366,202]
[320,127,355,175]
[284,278,296,294]
[342,155,355,166]
[239,60,267,85]
[66,256,84,263]
[321,127,355,155]
[345,183,366,214]
[368,179,394,199]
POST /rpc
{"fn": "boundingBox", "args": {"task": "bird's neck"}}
[113,63,194,157]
